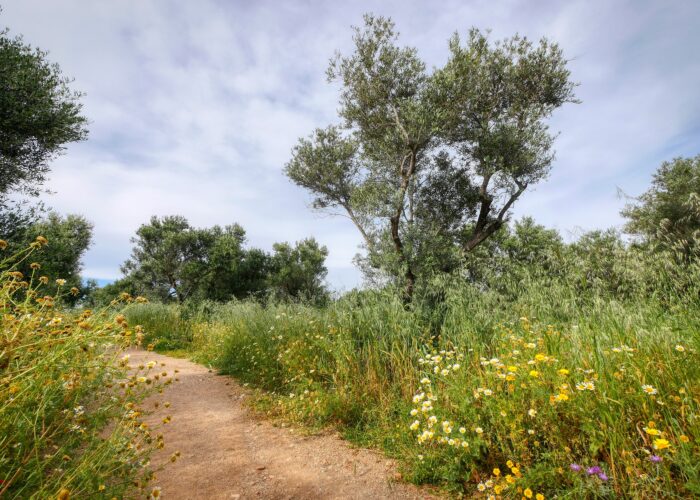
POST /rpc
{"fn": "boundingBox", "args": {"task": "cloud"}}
[1,0,699,287]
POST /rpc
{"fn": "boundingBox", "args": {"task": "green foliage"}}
[109,215,329,306]
[0,25,87,199]
[124,302,194,351]
[3,212,93,305]
[622,155,700,250]
[269,238,329,304]
[121,215,208,303]
[286,15,577,299]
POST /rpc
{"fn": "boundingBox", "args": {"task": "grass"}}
[0,240,170,499]
[124,272,700,498]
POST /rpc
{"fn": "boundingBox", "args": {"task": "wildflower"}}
[475,427,483,434]
[528,408,537,419]
[30,262,41,270]
[558,368,570,375]
[643,427,660,436]
[586,466,602,475]
[506,460,514,468]
[493,467,501,476]
[412,393,425,404]
[0,239,7,250]
[524,488,533,498]
[35,235,48,246]
[417,454,424,461]
[150,486,162,498]
[649,455,663,463]
[483,389,493,396]
[675,345,685,352]
[477,483,486,492]
[459,427,466,434]
[452,363,460,371]
[570,463,582,472]
[680,435,690,443]
[653,438,670,450]
[57,488,70,500]
[410,409,418,416]
[441,369,449,376]
[554,393,569,402]
[529,370,540,378]
[642,385,657,395]
[598,472,608,481]
[584,381,595,391]
[410,420,420,431]
[420,377,430,385]
[536,494,545,500]
[55,279,66,286]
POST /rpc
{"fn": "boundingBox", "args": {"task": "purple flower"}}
[570,463,582,472]
[650,455,663,463]
[586,466,602,475]
[597,472,609,481]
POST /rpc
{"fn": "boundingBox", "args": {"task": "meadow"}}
[124,241,700,498]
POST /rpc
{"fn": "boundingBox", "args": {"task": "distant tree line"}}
[93,216,330,305]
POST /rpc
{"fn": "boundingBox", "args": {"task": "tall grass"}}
[128,247,700,497]
[1,240,169,498]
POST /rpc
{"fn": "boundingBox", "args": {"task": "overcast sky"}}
[3,0,699,290]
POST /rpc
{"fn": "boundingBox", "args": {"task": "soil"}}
[130,350,436,500]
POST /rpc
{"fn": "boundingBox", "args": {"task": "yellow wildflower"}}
[653,438,670,450]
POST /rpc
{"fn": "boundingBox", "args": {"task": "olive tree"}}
[286,15,576,301]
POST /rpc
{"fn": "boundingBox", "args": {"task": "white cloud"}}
[1,0,699,287]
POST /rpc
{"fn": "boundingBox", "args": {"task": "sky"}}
[2,0,700,290]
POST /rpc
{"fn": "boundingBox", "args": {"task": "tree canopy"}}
[10,212,93,304]
[0,23,87,237]
[286,15,576,301]
[0,27,87,197]
[622,155,700,251]
[111,216,329,304]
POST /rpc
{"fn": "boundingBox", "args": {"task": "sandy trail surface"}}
[130,350,435,500]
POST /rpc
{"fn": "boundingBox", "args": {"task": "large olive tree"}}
[286,15,576,301]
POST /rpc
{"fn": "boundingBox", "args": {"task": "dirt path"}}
[130,350,435,500]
